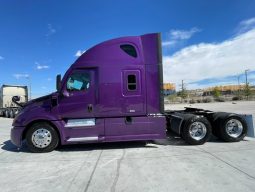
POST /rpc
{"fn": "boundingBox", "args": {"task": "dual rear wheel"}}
[181,114,247,145]
[212,113,247,142]
[181,116,212,145]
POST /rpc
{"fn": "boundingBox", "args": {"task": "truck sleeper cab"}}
[11,33,248,152]
[11,33,166,152]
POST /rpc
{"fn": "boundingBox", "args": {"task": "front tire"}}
[182,116,212,145]
[26,122,59,153]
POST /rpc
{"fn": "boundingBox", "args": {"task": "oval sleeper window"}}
[120,44,137,58]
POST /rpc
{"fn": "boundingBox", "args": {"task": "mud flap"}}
[242,115,254,137]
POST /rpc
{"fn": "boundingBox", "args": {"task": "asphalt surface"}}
[0,101,255,192]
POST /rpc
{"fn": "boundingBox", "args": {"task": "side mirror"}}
[12,96,23,107]
[56,74,62,92]
[12,96,20,102]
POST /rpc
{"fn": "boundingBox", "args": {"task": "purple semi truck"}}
[11,33,248,152]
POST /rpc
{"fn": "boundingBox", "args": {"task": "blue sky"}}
[0,0,255,97]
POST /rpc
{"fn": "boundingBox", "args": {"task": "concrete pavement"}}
[1,101,255,192]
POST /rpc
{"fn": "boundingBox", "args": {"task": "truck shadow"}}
[1,140,30,153]
[57,141,155,152]
[1,135,229,153]
[152,133,225,146]
[1,140,157,153]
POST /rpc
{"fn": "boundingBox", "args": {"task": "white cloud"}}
[163,28,255,89]
[240,17,255,26]
[13,74,29,79]
[170,27,201,40]
[237,17,255,34]
[36,62,50,70]
[0,56,4,60]
[46,24,56,37]
[162,27,201,47]
[47,78,52,81]
[162,41,176,47]
[75,50,86,57]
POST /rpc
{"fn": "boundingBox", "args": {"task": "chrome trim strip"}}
[147,113,164,117]
[67,136,98,142]
[65,118,96,127]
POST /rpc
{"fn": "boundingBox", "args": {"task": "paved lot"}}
[0,101,255,192]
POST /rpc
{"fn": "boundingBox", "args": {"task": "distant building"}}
[163,83,176,95]
[203,85,247,96]
[188,89,204,97]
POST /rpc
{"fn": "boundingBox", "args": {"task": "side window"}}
[67,71,90,91]
[120,44,137,58]
[127,74,137,91]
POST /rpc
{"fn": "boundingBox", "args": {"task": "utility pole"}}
[245,69,249,86]
[179,80,187,102]
[181,80,184,95]
[181,80,184,103]
[237,75,240,98]
[245,69,250,100]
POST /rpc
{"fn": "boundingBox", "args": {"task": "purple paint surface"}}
[11,33,166,147]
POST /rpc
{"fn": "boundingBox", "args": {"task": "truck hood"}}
[12,93,58,127]
[23,93,53,108]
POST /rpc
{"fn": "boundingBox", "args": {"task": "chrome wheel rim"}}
[31,128,52,148]
[189,122,207,141]
[225,119,243,138]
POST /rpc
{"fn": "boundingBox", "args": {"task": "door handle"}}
[88,104,93,113]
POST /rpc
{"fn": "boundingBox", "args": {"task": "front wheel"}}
[182,116,212,145]
[26,122,59,153]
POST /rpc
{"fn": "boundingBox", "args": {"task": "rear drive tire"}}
[5,110,10,118]
[14,109,19,117]
[3,110,7,118]
[26,122,59,153]
[219,115,247,142]
[211,112,226,138]
[182,116,212,145]
[9,110,14,118]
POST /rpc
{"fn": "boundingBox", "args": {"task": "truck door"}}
[57,69,104,142]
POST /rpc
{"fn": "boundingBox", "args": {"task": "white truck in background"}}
[0,85,28,118]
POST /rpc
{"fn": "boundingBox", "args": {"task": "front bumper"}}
[11,126,25,147]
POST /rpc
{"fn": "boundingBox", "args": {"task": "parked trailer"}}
[10,33,252,152]
[0,85,28,118]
